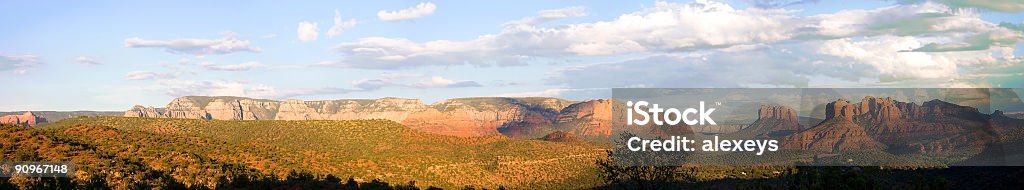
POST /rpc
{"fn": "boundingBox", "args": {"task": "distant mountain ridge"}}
[128,95,1024,152]
[765,96,1024,154]
[0,112,46,127]
[126,96,613,138]
[0,111,121,123]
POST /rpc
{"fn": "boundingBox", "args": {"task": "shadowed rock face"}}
[781,116,887,152]
[787,97,917,153]
[538,131,580,142]
[0,112,46,127]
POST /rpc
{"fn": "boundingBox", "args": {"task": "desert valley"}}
[2,91,1024,189]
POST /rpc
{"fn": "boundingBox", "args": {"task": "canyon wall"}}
[126,96,612,138]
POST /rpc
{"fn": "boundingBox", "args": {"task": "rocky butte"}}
[0,112,46,127]
[126,96,615,138]
[731,104,803,139]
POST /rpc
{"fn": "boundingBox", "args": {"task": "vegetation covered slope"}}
[24,116,604,189]
[7,116,1021,189]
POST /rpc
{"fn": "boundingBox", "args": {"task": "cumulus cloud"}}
[125,71,177,80]
[547,33,1017,89]
[124,32,261,55]
[74,56,101,65]
[908,31,1023,52]
[377,2,437,22]
[328,9,357,38]
[297,21,319,42]
[329,1,1017,70]
[1,54,40,74]
[200,61,262,71]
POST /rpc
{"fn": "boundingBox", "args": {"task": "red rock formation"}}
[735,104,802,138]
[825,98,856,121]
[0,112,46,127]
[538,131,580,142]
[555,99,613,137]
[854,96,902,123]
[401,97,570,138]
[401,108,505,137]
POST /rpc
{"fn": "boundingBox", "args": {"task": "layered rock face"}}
[0,112,46,127]
[275,98,426,121]
[781,117,886,152]
[825,96,934,124]
[554,99,613,137]
[160,97,281,120]
[404,97,571,137]
[758,105,801,134]
[127,96,615,138]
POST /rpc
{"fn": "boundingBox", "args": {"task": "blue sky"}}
[1,0,1022,111]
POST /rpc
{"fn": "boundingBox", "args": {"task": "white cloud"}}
[410,76,482,88]
[328,9,357,38]
[124,32,261,55]
[909,30,1024,52]
[200,61,262,71]
[506,6,586,26]
[155,79,357,99]
[2,54,39,63]
[334,1,1005,69]
[297,21,319,42]
[125,71,178,80]
[326,0,1022,91]
[377,2,437,22]
[547,33,1017,89]
[351,75,481,90]
[74,56,101,65]
[351,79,392,91]
[330,1,801,69]
[1,54,40,74]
